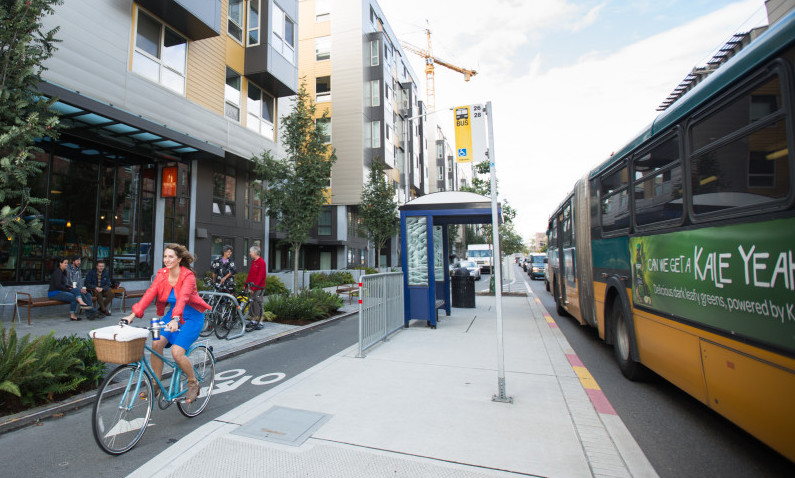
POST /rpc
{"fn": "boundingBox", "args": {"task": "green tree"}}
[0,0,61,242]
[359,158,398,268]
[254,81,336,294]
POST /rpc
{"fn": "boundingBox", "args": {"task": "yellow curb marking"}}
[572,366,601,390]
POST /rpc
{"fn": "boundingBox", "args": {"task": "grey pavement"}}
[125,281,659,478]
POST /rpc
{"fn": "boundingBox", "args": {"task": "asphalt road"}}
[517,266,795,478]
[0,314,359,478]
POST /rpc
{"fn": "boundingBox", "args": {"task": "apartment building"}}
[296,0,425,269]
[0,0,297,290]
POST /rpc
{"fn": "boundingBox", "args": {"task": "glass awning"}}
[40,81,224,161]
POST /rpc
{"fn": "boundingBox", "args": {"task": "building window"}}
[228,0,244,43]
[315,36,331,61]
[245,178,263,222]
[225,68,241,121]
[132,9,187,95]
[347,208,362,238]
[316,76,331,102]
[316,0,330,21]
[318,207,332,235]
[370,40,379,66]
[246,83,275,138]
[211,235,235,259]
[364,121,381,149]
[247,0,260,46]
[365,80,380,107]
[316,117,331,144]
[370,121,381,148]
[272,4,295,64]
[213,165,236,216]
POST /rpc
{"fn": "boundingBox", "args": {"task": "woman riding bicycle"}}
[120,243,210,403]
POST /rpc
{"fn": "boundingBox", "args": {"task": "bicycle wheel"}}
[92,364,153,455]
[199,310,215,337]
[177,345,216,417]
[214,301,233,339]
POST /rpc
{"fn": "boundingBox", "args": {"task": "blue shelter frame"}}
[399,191,499,328]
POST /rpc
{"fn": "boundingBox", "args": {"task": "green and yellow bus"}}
[547,11,795,461]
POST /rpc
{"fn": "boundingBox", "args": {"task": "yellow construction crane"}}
[400,27,477,111]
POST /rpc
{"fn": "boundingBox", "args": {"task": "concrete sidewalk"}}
[127,286,658,478]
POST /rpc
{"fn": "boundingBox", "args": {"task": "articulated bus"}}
[547,11,795,461]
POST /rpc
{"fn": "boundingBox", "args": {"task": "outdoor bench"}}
[336,283,359,303]
[15,291,101,325]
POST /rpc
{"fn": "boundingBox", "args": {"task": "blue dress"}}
[160,289,204,349]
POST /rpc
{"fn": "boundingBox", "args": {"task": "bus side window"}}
[599,163,630,234]
[633,134,684,227]
[689,67,791,217]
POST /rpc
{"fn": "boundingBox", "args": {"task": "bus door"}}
[561,201,580,316]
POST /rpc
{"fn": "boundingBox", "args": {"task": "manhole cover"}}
[231,406,332,446]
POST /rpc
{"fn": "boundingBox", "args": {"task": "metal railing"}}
[357,272,404,357]
[198,290,246,340]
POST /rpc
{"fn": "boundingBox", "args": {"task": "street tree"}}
[0,0,62,241]
[254,81,336,293]
[359,157,398,268]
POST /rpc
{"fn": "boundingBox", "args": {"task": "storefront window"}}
[3,139,156,283]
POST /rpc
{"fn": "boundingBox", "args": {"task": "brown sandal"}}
[185,378,200,403]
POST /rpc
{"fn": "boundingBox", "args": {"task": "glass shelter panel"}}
[406,216,428,286]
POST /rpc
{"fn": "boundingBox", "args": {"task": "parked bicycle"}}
[91,320,216,455]
[199,278,226,338]
[215,283,254,338]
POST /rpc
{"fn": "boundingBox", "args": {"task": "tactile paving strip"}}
[163,438,532,478]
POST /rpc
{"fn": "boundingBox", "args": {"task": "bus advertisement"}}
[546,11,795,461]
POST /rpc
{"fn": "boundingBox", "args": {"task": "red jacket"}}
[131,266,210,324]
[246,257,267,290]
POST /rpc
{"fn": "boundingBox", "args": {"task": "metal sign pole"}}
[486,101,512,404]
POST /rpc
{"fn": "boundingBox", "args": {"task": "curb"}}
[0,310,358,436]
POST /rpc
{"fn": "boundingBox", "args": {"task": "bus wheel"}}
[611,301,647,381]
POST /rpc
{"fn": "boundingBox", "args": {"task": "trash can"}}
[451,267,476,308]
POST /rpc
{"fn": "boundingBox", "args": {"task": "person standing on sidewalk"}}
[210,245,236,293]
[246,246,267,330]
[120,243,211,404]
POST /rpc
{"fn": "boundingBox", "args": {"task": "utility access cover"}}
[231,406,332,446]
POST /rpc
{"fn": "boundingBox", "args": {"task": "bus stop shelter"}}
[399,191,499,328]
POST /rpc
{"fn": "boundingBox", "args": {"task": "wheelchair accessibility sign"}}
[458,148,468,158]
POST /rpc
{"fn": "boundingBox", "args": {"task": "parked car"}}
[452,260,481,280]
[527,254,547,280]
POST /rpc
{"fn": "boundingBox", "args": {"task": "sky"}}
[378,0,769,245]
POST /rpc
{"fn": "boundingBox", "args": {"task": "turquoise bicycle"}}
[91,322,216,455]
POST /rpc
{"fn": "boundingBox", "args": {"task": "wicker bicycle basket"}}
[93,337,146,364]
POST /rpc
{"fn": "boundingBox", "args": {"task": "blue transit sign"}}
[458,148,468,157]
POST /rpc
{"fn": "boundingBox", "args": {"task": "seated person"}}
[85,259,114,316]
[67,255,99,317]
[48,257,90,321]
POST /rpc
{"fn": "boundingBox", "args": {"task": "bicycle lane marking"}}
[212,369,287,395]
